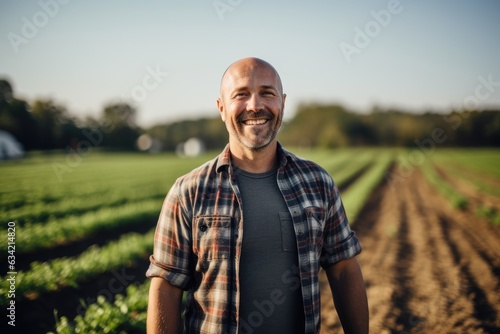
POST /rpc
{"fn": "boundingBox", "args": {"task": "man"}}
[146,57,368,334]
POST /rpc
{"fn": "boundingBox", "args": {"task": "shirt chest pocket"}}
[193,215,232,261]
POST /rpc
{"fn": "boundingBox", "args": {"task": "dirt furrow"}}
[320,168,403,333]
[438,203,500,289]
[387,176,448,333]
[438,213,499,331]
[355,174,404,332]
[320,167,500,333]
[412,172,483,332]
[384,197,421,333]
[418,168,500,331]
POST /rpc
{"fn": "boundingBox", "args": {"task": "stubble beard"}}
[229,110,283,151]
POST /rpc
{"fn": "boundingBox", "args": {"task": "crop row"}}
[430,149,500,179]
[1,185,165,225]
[0,191,165,226]
[51,281,150,334]
[429,151,500,198]
[420,162,468,210]
[0,229,154,305]
[301,148,374,176]
[441,164,500,198]
[286,148,381,221]
[342,153,394,223]
[332,159,373,189]
[302,149,377,191]
[0,172,146,211]
[0,200,160,253]
[421,162,500,225]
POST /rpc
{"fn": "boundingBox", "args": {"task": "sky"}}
[1,0,499,127]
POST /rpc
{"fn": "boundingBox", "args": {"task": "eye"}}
[262,91,275,96]
[234,92,248,98]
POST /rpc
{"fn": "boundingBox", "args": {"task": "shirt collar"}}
[215,142,291,173]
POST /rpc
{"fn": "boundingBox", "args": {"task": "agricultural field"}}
[0,148,499,333]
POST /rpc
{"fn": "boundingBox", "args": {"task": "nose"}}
[246,93,264,112]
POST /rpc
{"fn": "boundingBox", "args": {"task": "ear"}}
[217,97,226,122]
[282,93,287,110]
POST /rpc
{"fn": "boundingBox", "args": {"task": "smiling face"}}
[217,58,286,153]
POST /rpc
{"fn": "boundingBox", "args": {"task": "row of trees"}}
[279,104,500,148]
[0,79,140,151]
[1,78,499,153]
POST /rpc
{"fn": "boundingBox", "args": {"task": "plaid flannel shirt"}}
[146,143,362,333]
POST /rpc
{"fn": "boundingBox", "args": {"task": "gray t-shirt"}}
[235,166,305,334]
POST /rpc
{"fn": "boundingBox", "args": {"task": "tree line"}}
[279,104,500,148]
[1,78,499,154]
[0,79,140,151]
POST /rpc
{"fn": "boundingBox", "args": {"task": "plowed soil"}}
[320,167,500,333]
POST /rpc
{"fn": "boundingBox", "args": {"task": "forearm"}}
[147,277,183,334]
[326,258,369,334]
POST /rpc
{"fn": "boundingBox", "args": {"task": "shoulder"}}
[172,154,221,194]
[282,148,335,186]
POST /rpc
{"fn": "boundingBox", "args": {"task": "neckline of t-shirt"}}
[232,165,277,179]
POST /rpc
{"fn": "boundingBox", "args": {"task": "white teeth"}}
[244,119,267,125]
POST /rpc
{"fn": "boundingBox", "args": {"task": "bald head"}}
[220,57,284,97]
[216,57,286,154]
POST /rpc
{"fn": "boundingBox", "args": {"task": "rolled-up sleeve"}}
[320,185,362,269]
[146,180,193,290]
